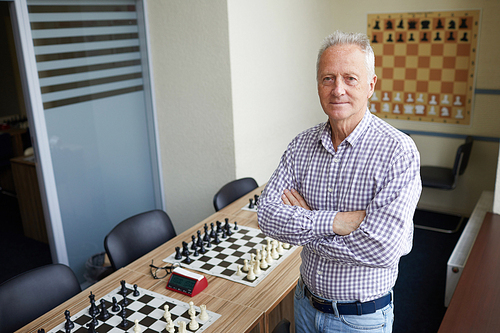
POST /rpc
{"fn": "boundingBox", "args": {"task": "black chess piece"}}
[120,280,127,297]
[421,32,428,42]
[209,222,216,238]
[38,330,45,333]
[88,292,100,317]
[225,222,233,236]
[197,230,203,247]
[459,18,468,28]
[460,32,468,42]
[191,235,197,250]
[185,253,192,264]
[421,20,430,29]
[373,20,380,30]
[386,33,393,42]
[436,19,444,29]
[371,35,378,43]
[203,224,210,241]
[98,299,110,320]
[175,246,182,260]
[385,20,393,30]
[408,21,417,29]
[199,242,207,254]
[90,310,99,329]
[122,294,129,307]
[448,20,456,29]
[119,307,128,328]
[111,296,120,312]
[205,239,212,248]
[447,32,455,41]
[87,321,97,333]
[434,32,442,41]
[216,221,222,233]
[409,33,415,41]
[397,33,404,42]
[254,194,259,206]
[64,310,74,331]
[133,284,140,297]
[193,247,199,257]
[234,221,238,230]
[213,232,221,244]
[221,228,227,239]
[248,198,254,209]
[182,241,190,257]
[397,19,404,29]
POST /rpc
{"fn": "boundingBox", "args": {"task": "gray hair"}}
[316,31,375,81]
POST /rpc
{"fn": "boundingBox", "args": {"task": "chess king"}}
[258,31,421,333]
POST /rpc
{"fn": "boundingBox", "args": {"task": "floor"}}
[0,196,465,333]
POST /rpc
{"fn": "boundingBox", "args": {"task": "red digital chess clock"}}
[166,267,208,297]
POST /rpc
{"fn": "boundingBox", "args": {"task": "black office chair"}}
[213,177,258,211]
[415,136,474,233]
[0,264,81,333]
[272,318,291,333]
[104,209,177,270]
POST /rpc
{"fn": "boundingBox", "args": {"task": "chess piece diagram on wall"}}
[367,10,480,125]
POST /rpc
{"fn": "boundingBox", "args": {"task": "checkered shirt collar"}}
[319,109,372,151]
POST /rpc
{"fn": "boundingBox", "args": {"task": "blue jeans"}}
[294,280,394,333]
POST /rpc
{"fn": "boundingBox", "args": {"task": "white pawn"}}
[266,250,274,265]
[394,92,401,101]
[189,312,199,330]
[371,91,379,101]
[455,109,464,119]
[188,301,196,317]
[393,104,401,113]
[254,260,262,276]
[236,265,244,276]
[247,265,256,281]
[283,243,290,249]
[276,242,284,254]
[429,95,437,105]
[199,304,209,321]
[242,259,249,272]
[454,96,462,105]
[417,93,424,102]
[441,95,450,104]
[163,304,171,321]
[261,245,267,259]
[166,318,175,333]
[256,249,261,261]
[370,103,377,113]
[406,93,414,102]
[260,253,269,269]
[134,319,142,333]
[178,321,187,333]
[271,243,279,260]
[382,92,390,101]
[428,106,437,115]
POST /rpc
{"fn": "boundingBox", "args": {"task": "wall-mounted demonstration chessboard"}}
[367,10,481,125]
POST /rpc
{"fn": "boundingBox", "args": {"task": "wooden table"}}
[17,185,301,333]
[438,212,500,333]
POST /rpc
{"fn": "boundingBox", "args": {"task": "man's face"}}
[317,44,376,125]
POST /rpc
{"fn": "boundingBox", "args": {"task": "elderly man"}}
[258,31,421,333]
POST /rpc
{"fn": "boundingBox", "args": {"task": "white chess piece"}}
[261,245,267,259]
[429,95,437,105]
[455,109,464,119]
[415,105,425,114]
[199,304,209,321]
[417,93,424,103]
[178,321,187,333]
[370,103,377,113]
[166,318,175,333]
[236,265,244,276]
[382,92,390,101]
[382,103,390,112]
[404,105,414,114]
[283,243,290,249]
[242,259,249,272]
[371,91,379,101]
[276,242,284,254]
[260,253,269,269]
[247,265,256,281]
[254,260,262,276]
[428,106,437,115]
[441,95,450,104]
[406,93,414,103]
[394,92,401,102]
[189,312,199,330]
[393,104,401,114]
[440,107,449,117]
[454,96,462,105]
[188,301,196,317]
[133,319,142,333]
[256,249,261,261]
[163,305,171,321]
[271,243,279,260]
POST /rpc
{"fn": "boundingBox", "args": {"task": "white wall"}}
[147,1,235,233]
[227,0,336,185]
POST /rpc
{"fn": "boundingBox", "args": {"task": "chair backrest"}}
[213,177,258,211]
[0,132,14,167]
[272,318,291,333]
[452,136,473,177]
[104,209,176,270]
[0,264,81,333]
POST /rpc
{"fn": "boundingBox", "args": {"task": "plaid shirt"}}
[258,110,421,302]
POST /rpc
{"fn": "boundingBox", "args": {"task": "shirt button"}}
[333,158,340,163]
[317,270,323,275]
[328,188,333,193]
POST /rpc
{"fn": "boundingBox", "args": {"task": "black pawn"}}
[90,310,99,329]
[373,20,380,30]
[213,232,221,244]
[197,230,203,247]
[234,221,238,230]
[175,246,182,260]
[64,310,74,331]
[249,198,254,209]
[209,223,216,238]
[199,242,207,254]
[119,307,128,328]
[460,32,468,42]
[216,221,222,233]
[371,34,378,43]
[133,284,140,297]
[120,280,127,296]
[191,235,197,250]
[185,254,192,264]
[193,247,199,257]
[421,32,428,42]
[38,330,45,333]
[99,299,110,321]
[397,34,404,42]
[221,228,227,239]
[434,32,441,41]
[447,32,455,41]
[86,321,96,333]
[111,296,120,312]
[205,239,212,248]
[409,33,415,41]
[386,33,393,42]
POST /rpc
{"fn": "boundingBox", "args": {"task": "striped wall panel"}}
[28,2,144,110]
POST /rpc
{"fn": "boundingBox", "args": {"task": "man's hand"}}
[282,188,365,236]
[332,211,366,236]
[281,189,311,210]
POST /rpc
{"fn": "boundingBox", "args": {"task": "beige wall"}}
[148,0,499,232]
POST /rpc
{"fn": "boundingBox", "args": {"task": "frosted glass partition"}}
[28,0,160,281]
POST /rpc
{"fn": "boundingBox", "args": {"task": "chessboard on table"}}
[46,282,220,333]
[367,10,480,125]
[163,218,297,287]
